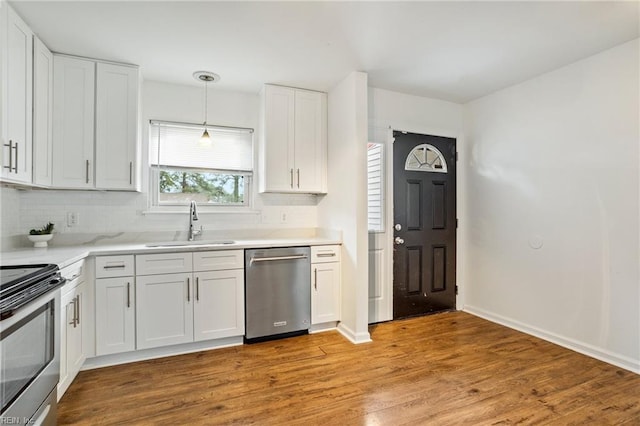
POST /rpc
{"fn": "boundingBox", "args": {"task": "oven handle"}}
[249,254,308,266]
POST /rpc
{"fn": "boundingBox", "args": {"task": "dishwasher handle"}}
[249,254,308,266]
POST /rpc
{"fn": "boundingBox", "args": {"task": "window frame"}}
[147,120,255,213]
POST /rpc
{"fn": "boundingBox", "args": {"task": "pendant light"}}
[193,71,220,147]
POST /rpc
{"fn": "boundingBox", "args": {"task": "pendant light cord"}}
[203,80,208,126]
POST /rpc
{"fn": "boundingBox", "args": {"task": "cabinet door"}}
[95,63,138,190]
[193,269,245,341]
[311,262,341,324]
[2,6,32,183]
[136,272,193,349]
[52,55,95,188]
[260,84,295,192]
[96,277,135,355]
[32,36,53,186]
[59,281,86,397]
[67,282,86,375]
[294,89,326,193]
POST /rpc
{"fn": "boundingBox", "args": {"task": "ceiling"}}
[11,1,640,103]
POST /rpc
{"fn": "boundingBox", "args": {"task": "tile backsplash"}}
[2,187,319,250]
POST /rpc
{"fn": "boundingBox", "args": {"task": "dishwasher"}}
[245,246,311,342]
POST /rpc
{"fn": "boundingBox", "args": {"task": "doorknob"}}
[395,237,405,245]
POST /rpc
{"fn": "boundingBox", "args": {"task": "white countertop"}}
[0,237,342,268]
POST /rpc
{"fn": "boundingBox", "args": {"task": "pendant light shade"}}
[193,71,220,147]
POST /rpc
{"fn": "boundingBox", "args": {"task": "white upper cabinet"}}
[1,5,33,184]
[32,36,53,186]
[293,89,326,192]
[52,55,95,188]
[95,62,138,190]
[260,84,327,194]
[52,54,139,190]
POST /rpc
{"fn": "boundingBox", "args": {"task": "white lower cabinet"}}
[311,245,341,325]
[134,250,245,350]
[95,277,135,355]
[136,272,193,349]
[95,255,135,355]
[193,269,245,341]
[58,261,87,398]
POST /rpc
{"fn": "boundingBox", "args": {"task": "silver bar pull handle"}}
[290,168,294,188]
[12,142,18,172]
[67,300,76,326]
[314,268,317,290]
[186,277,190,302]
[250,254,308,266]
[103,264,126,269]
[3,141,13,170]
[76,294,81,326]
[129,161,132,185]
[196,277,199,301]
[126,282,131,308]
[297,169,300,188]
[86,159,90,184]
[317,253,336,258]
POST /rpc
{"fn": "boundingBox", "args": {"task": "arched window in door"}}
[404,144,448,173]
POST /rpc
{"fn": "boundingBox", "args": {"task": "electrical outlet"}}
[67,212,79,227]
[280,212,287,223]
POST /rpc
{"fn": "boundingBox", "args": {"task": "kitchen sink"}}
[145,240,236,248]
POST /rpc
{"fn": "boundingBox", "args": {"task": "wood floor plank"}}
[58,312,640,425]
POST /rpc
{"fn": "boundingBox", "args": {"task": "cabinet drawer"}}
[60,259,85,294]
[95,255,134,278]
[193,250,244,272]
[136,252,193,276]
[311,245,341,263]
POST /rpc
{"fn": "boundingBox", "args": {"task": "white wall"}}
[7,81,319,247]
[368,88,463,141]
[463,39,639,372]
[319,71,370,343]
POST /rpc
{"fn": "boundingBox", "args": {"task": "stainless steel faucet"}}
[188,201,202,241]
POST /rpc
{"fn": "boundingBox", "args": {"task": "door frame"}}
[383,127,463,318]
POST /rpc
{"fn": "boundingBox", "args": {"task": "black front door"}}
[393,131,457,319]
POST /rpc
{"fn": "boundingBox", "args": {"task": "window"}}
[149,120,253,207]
[404,143,448,173]
[367,142,384,232]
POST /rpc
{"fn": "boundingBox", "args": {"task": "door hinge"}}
[456,218,459,229]
[455,151,459,161]
[455,285,459,295]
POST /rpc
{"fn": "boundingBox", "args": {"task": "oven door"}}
[1,289,60,424]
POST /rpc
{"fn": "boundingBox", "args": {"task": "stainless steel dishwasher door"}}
[245,247,311,340]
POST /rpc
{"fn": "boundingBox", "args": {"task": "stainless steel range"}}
[0,264,65,426]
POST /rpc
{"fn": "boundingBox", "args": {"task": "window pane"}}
[159,170,245,205]
[367,143,384,232]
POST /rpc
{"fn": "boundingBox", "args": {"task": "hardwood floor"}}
[58,312,640,425]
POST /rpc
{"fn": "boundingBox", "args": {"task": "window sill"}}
[142,208,261,215]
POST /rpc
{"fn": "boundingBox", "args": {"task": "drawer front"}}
[60,259,85,294]
[136,252,193,276]
[193,250,244,272]
[95,255,135,278]
[311,245,341,263]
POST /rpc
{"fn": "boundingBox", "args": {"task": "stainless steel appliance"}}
[245,247,311,342]
[1,264,65,426]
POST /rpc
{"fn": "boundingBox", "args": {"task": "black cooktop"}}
[0,264,64,320]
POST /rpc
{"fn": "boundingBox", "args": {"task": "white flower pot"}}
[27,234,53,248]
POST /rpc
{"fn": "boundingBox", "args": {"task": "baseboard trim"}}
[337,322,372,344]
[82,336,244,370]
[464,305,640,374]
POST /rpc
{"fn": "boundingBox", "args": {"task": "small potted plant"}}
[28,222,55,248]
